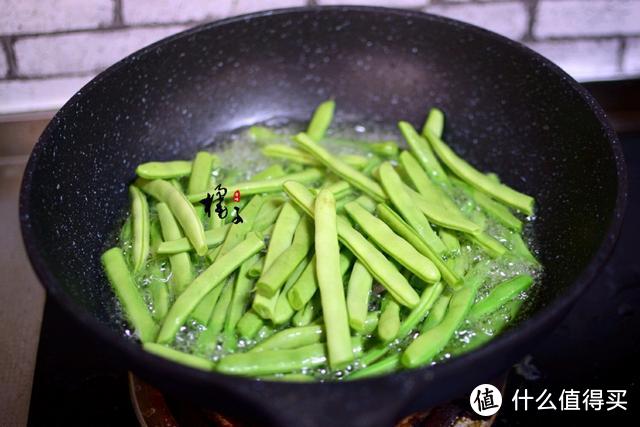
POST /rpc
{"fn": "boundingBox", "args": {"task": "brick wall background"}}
[1,0,639,115]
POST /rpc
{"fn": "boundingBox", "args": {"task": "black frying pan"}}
[20,7,626,427]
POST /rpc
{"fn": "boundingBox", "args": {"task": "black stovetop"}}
[27,134,640,425]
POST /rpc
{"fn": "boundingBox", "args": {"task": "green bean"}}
[346,260,373,332]
[259,373,315,382]
[187,168,323,203]
[508,232,540,265]
[252,196,285,232]
[362,311,380,335]
[252,203,301,319]
[378,162,447,255]
[292,297,319,327]
[294,133,387,201]
[119,216,132,243]
[138,179,208,256]
[252,163,286,181]
[247,125,281,144]
[398,121,449,184]
[283,181,420,308]
[439,230,468,277]
[262,144,318,165]
[287,252,351,311]
[214,195,265,260]
[468,274,533,320]
[324,180,352,199]
[237,310,264,339]
[217,338,362,376]
[359,282,444,366]
[143,343,214,371]
[149,219,163,256]
[129,186,150,273]
[377,296,400,343]
[157,225,229,255]
[472,189,523,232]
[156,232,264,344]
[345,201,440,284]
[256,216,314,298]
[361,156,382,176]
[187,151,214,195]
[341,154,370,169]
[156,202,193,293]
[315,190,353,369]
[376,204,462,288]
[247,257,264,278]
[190,278,225,325]
[136,160,192,180]
[272,257,310,325]
[424,130,534,215]
[223,253,261,350]
[196,279,234,354]
[468,232,507,258]
[325,138,400,158]
[250,325,324,352]
[402,284,476,368]
[422,107,444,139]
[149,263,170,322]
[349,354,400,380]
[457,299,522,354]
[420,294,451,332]
[101,248,158,342]
[307,100,335,142]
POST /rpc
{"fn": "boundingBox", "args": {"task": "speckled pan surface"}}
[20,7,625,427]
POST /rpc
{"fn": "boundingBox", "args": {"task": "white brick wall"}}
[528,39,621,81]
[1,0,639,114]
[0,76,92,115]
[122,0,233,25]
[0,0,113,35]
[15,26,187,77]
[535,0,640,38]
[425,1,528,40]
[623,37,640,74]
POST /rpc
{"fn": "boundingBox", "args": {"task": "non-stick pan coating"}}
[20,7,625,427]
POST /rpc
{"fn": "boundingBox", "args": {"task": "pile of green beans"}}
[102,101,541,380]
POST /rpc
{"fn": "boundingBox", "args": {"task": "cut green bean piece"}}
[187,168,323,203]
[292,297,320,327]
[399,121,448,184]
[217,338,362,376]
[272,257,310,325]
[252,196,285,232]
[473,190,522,232]
[315,190,353,369]
[376,204,462,288]
[345,201,440,284]
[262,144,317,165]
[188,152,214,195]
[157,225,229,255]
[294,132,387,202]
[196,279,234,354]
[247,125,281,144]
[346,260,373,332]
[256,215,313,298]
[156,203,193,293]
[190,280,225,325]
[157,232,264,343]
[136,160,192,180]
[350,354,400,380]
[129,186,150,273]
[468,232,507,258]
[509,232,540,265]
[422,107,445,139]
[458,299,522,354]
[237,310,264,339]
[378,297,400,343]
[259,373,315,382]
[149,218,163,257]
[252,203,301,320]
[362,311,380,335]
[252,163,286,181]
[468,274,533,320]
[421,294,451,332]
[215,195,265,260]
[250,325,324,352]
[102,248,157,342]
[138,179,208,256]
[402,285,476,368]
[223,254,260,350]
[149,263,170,322]
[378,162,447,255]
[307,100,335,142]
[287,252,351,311]
[248,257,264,278]
[283,181,419,308]
[397,281,445,338]
[143,343,214,371]
[425,130,535,215]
